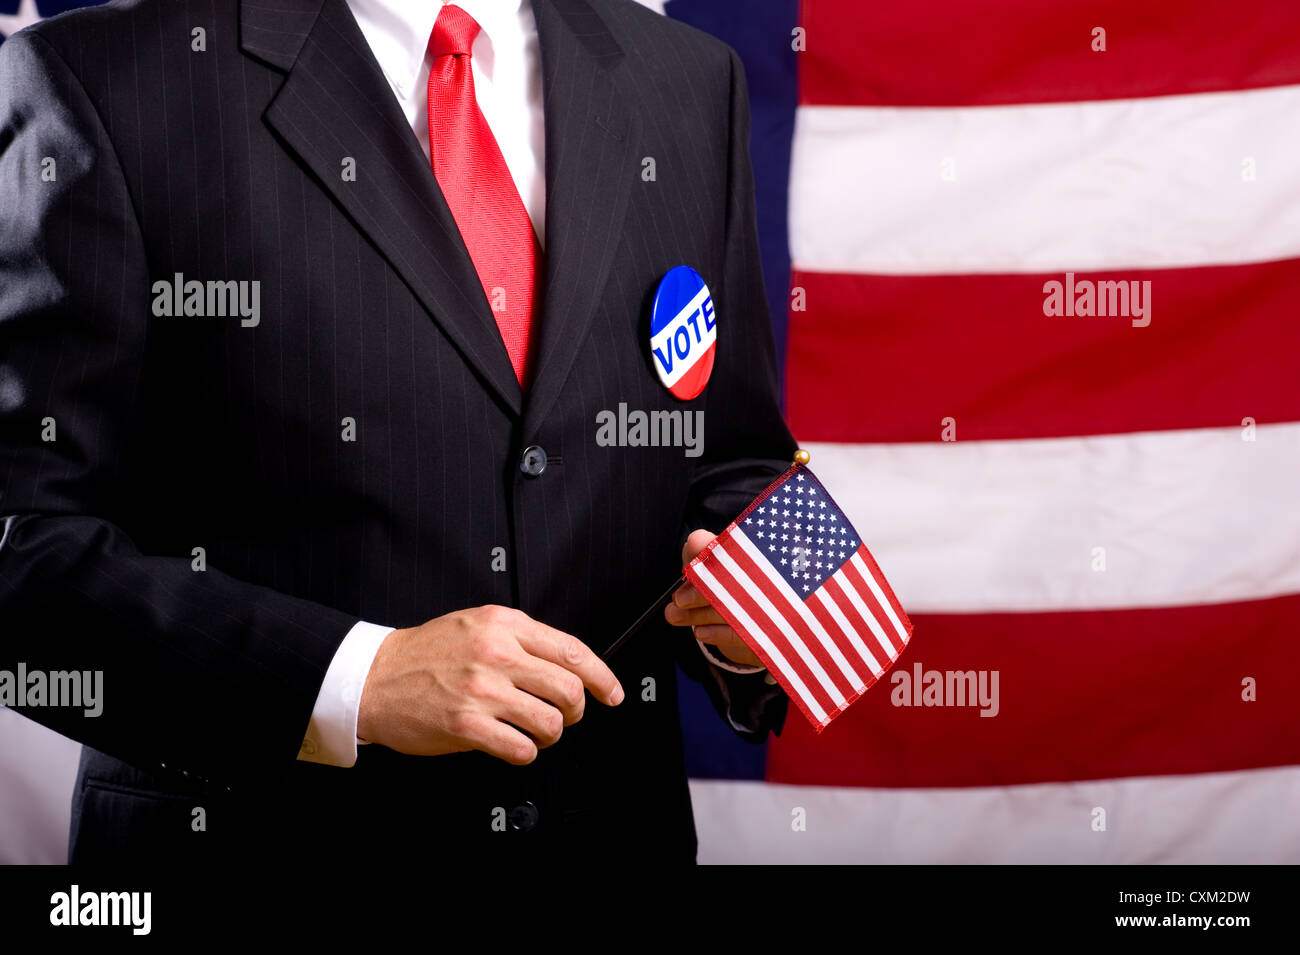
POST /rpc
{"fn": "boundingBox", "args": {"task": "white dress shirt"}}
[300,0,760,768]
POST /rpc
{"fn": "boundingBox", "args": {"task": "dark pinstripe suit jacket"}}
[0,0,794,864]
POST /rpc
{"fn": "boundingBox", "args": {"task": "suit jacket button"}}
[520,445,547,477]
[508,801,540,831]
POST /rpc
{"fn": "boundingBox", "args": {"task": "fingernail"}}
[611,683,625,705]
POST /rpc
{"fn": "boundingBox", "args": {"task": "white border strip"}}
[806,423,1300,613]
[0,710,80,864]
[692,766,1300,863]
[790,85,1300,274]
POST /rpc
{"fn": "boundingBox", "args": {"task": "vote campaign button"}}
[649,265,716,400]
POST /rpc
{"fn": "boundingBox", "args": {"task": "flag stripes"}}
[691,558,830,726]
[664,0,1300,863]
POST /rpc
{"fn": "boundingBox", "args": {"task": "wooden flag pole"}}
[601,449,811,662]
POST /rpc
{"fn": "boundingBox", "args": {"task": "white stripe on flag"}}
[691,560,828,725]
[711,543,848,708]
[790,85,1300,274]
[731,529,868,692]
[848,552,910,644]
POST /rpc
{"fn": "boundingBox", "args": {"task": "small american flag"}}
[685,463,913,731]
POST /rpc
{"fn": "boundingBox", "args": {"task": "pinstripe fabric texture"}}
[0,0,794,863]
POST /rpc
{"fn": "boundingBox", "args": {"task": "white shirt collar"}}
[346,0,528,98]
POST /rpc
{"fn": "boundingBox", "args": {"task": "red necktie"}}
[427,5,542,387]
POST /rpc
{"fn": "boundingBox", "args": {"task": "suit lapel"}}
[242,0,524,416]
[523,0,642,438]
[240,0,641,427]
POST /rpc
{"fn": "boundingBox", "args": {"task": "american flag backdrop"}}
[1,0,1298,865]
[666,0,1300,864]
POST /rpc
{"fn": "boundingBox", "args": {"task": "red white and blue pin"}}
[649,266,716,400]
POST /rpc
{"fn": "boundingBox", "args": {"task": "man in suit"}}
[0,0,794,864]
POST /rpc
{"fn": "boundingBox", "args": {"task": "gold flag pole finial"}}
[793,448,811,466]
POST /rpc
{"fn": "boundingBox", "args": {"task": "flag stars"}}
[733,474,869,599]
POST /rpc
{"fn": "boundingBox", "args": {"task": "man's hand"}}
[664,529,764,668]
[356,605,624,765]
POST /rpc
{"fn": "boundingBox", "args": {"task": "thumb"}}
[682,528,718,566]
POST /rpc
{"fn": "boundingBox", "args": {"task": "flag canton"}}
[738,469,860,599]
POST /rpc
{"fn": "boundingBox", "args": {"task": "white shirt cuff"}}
[695,636,766,675]
[298,620,393,768]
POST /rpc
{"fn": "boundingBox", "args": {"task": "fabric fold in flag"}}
[685,462,913,731]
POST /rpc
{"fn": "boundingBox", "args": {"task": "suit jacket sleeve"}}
[674,46,798,743]
[0,32,358,785]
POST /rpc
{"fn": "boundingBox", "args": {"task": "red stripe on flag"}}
[800,0,1300,107]
[688,547,840,724]
[766,593,1300,787]
[786,261,1300,442]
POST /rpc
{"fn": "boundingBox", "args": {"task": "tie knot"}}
[429,5,482,58]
